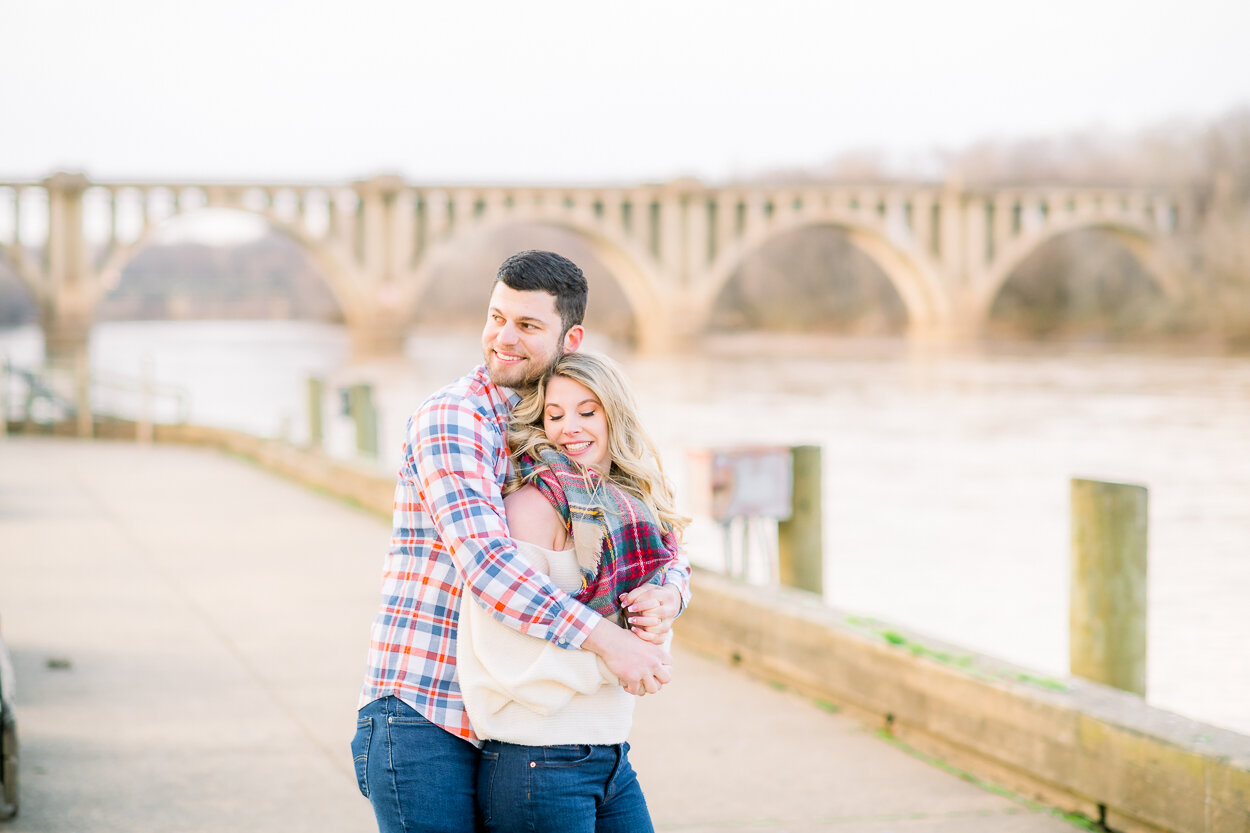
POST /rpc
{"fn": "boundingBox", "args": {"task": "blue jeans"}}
[352,696,483,833]
[477,740,653,833]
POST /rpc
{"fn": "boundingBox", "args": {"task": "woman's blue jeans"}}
[477,740,654,833]
[352,696,483,833]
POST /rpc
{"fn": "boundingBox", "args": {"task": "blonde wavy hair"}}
[506,351,689,541]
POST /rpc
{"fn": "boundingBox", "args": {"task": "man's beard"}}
[485,347,560,390]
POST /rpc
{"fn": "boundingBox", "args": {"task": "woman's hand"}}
[618,584,682,645]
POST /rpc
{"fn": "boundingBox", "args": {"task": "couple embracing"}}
[353,250,691,833]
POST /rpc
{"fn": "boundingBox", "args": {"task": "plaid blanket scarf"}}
[515,446,679,626]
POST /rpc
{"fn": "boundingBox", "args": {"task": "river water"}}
[3,320,1248,735]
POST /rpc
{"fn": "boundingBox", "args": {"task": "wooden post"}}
[74,348,92,438]
[22,371,35,433]
[306,377,324,450]
[350,383,378,459]
[0,355,9,439]
[1070,477,1148,695]
[777,445,823,596]
[136,356,154,444]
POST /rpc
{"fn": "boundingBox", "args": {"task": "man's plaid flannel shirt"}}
[357,364,691,743]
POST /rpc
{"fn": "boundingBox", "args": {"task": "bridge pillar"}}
[634,323,690,356]
[41,172,96,366]
[344,175,414,360]
[42,308,93,365]
[348,311,409,359]
[631,290,701,356]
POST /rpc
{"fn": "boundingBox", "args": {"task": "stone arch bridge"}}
[0,171,1194,361]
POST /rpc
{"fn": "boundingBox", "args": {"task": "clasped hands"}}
[619,582,682,644]
[616,583,682,697]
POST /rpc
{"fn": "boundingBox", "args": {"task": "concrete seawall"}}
[679,572,1250,833]
[21,420,1250,833]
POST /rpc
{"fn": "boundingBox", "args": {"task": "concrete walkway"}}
[0,436,1081,832]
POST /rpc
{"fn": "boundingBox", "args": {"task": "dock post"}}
[350,383,378,460]
[137,356,154,443]
[307,377,324,450]
[0,355,8,439]
[777,445,823,596]
[1070,477,1148,695]
[74,348,92,438]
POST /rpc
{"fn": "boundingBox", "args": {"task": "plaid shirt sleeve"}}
[659,529,692,614]
[413,395,602,649]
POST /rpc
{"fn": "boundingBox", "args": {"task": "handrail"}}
[88,369,192,425]
[1,358,191,429]
[9,366,78,416]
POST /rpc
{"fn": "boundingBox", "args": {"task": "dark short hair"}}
[494,250,588,335]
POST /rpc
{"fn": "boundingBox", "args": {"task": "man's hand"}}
[582,618,672,695]
[618,584,682,645]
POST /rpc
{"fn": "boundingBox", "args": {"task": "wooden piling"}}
[306,377,324,449]
[136,356,154,443]
[777,445,823,596]
[0,355,9,440]
[74,349,92,438]
[350,383,378,459]
[1069,477,1148,695]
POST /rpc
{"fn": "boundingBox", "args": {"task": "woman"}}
[457,351,689,833]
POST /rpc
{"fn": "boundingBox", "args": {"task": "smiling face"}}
[542,374,611,474]
[481,282,582,390]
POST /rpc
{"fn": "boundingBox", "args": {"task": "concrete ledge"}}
[678,570,1250,833]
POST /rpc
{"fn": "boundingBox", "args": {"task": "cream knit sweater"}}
[457,541,636,746]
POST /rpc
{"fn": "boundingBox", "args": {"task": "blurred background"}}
[2,0,1249,737]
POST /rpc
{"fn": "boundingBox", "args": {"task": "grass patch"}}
[846,619,1070,692]
[1016,671,1069,691]
[1051,809,1104,831]
[812,698,840,714]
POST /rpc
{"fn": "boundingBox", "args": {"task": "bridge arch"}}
[0,241,41,306]
[973,218,1182,329]
[91,199,365,326]
[695,216,952,339]
[409,215,673,353]
[0,185,49,307]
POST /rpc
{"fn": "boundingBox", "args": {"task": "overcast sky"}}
[4,0,1249,186]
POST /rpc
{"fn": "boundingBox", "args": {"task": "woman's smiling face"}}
[543,374,610,474]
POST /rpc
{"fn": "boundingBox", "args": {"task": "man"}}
[353,250,690,833]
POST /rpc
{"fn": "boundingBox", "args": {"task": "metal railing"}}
[1,356,190,439]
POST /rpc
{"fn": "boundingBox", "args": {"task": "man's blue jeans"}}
[477,740,654,833]
[352,696,482,833]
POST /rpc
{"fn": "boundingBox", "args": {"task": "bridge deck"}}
[0,436,1080,832]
